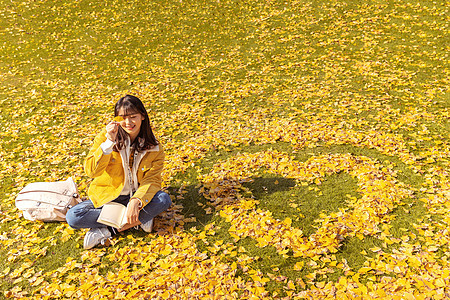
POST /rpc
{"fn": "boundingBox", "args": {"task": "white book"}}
[97,202,129,229]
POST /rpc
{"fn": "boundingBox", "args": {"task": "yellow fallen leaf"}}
[294,261,304,271]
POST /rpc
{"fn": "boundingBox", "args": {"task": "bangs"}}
[116,102,141,117]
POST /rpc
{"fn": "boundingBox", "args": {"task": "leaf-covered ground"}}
[0,0,448,299]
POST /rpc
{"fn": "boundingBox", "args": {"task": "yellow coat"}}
[84,128,164,208]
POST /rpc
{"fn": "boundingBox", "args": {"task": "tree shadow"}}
[242,177,296,200]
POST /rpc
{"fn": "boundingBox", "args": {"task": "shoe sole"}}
[84,237,111,250]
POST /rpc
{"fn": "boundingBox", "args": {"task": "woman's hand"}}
[105,121,119,142]
[126,198,141,224]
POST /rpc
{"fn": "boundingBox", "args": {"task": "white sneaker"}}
[140,219,153,233]
[83,227,112,249]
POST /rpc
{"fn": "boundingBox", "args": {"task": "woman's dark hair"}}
[113,95,158,152]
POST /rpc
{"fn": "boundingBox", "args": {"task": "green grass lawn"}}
[0,0,448,298]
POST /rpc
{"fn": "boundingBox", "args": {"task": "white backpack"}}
[15,177,82,222]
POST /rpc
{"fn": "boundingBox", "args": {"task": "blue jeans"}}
[66,191,172,229]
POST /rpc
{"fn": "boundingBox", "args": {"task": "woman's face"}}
[117,108,145,140]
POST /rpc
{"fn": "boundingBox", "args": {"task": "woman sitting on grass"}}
[66,95,172,249]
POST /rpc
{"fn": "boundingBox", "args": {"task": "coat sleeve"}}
[133,146,165,208]
[84,129,113,178]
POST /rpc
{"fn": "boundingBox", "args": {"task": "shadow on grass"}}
[166,176,296,232]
